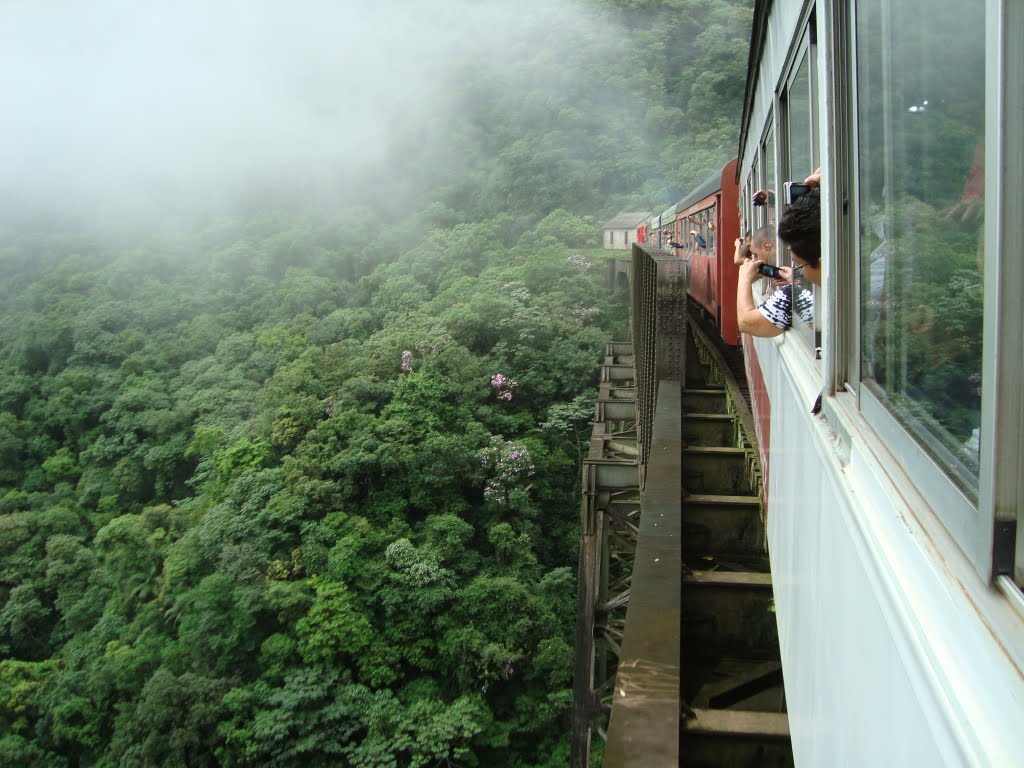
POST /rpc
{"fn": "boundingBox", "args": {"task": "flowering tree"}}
[567,254,592,272]
[490,373,517,401]
[480,439,535,505]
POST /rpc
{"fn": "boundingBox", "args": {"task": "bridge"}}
[572,243,791,767]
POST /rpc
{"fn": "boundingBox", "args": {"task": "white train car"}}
[739,0,1024,764]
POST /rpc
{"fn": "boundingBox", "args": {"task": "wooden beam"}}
[682,708,790,740]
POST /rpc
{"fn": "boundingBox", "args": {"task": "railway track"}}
[679,320,791,767]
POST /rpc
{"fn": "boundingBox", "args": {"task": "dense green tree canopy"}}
[0,1,752,764]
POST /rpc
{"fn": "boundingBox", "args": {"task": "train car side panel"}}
[715,159,740,345]
[738,1,1024,764]
[750,331,1024,766]
[742,333,771,503]
[686,228,715,322]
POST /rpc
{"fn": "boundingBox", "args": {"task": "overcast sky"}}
[0,0,600,231]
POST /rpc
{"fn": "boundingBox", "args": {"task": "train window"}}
[786,51,814,181]
[781,26,820,354]
[745,179,753,239]
[855,0,986,521]
[991,0,1024,589]
[749,159,760,228]
[763,124,777,229]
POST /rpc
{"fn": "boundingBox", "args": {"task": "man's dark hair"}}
[778,189,821,268]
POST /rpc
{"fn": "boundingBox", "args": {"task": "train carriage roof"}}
[674,167,725,213]
[737,0,772,180]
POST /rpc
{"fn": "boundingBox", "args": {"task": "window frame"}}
[742,176,753,239]
[829,0,859,398]
[761,121,778,232]
[750,156,761,229]
[840,0,1024,586]
[778,15,821,355]
[981,0,1024,590]
[780,35,819,186]
[848,0,983,565]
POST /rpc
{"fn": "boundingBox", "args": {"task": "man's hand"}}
[733,238,749,266]
[736,259,785,338]
[740,259,763,285]
[774,265,795,283]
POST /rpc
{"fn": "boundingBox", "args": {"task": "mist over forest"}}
[1,0,747,232]
[0,0,752,764]
[3,0,554,226]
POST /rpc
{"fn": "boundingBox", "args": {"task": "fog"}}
[0,0,610,232]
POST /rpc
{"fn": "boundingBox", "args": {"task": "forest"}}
[0,1,752,765]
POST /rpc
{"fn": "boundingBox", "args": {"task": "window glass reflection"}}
[857,0,985,494]
[787,49,817,347]
[788,52,813,181]
[764,125,777,228]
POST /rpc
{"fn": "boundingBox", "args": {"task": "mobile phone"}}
[758,263,781,279]
[784,181,811,205]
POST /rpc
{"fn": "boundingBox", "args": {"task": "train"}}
[632,0,1024,764]
[635,159,742,347]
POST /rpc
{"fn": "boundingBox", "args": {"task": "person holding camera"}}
[734,225,776,267]
[749,225,776,262]
[734,229,753,265]
[736,189,821,337]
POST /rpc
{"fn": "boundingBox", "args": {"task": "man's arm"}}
[737,260,785,338]
[733,237,749,265]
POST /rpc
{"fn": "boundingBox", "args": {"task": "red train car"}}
[673,158,740,345]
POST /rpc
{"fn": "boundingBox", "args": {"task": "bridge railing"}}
[586,244,687,767]
[626,243,688,481]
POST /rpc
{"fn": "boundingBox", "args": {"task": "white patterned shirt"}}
[758,283,814,330]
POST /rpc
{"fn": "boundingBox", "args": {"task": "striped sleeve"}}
[758,285,793,330]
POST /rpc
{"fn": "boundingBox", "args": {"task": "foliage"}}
[0,0,752,764]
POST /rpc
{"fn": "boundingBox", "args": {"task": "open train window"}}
[762,123,777,231]
[749,158,760,229]
[741,177,752,241]
[780,18,819,356]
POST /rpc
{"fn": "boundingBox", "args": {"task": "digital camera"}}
[784,181,812,205]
